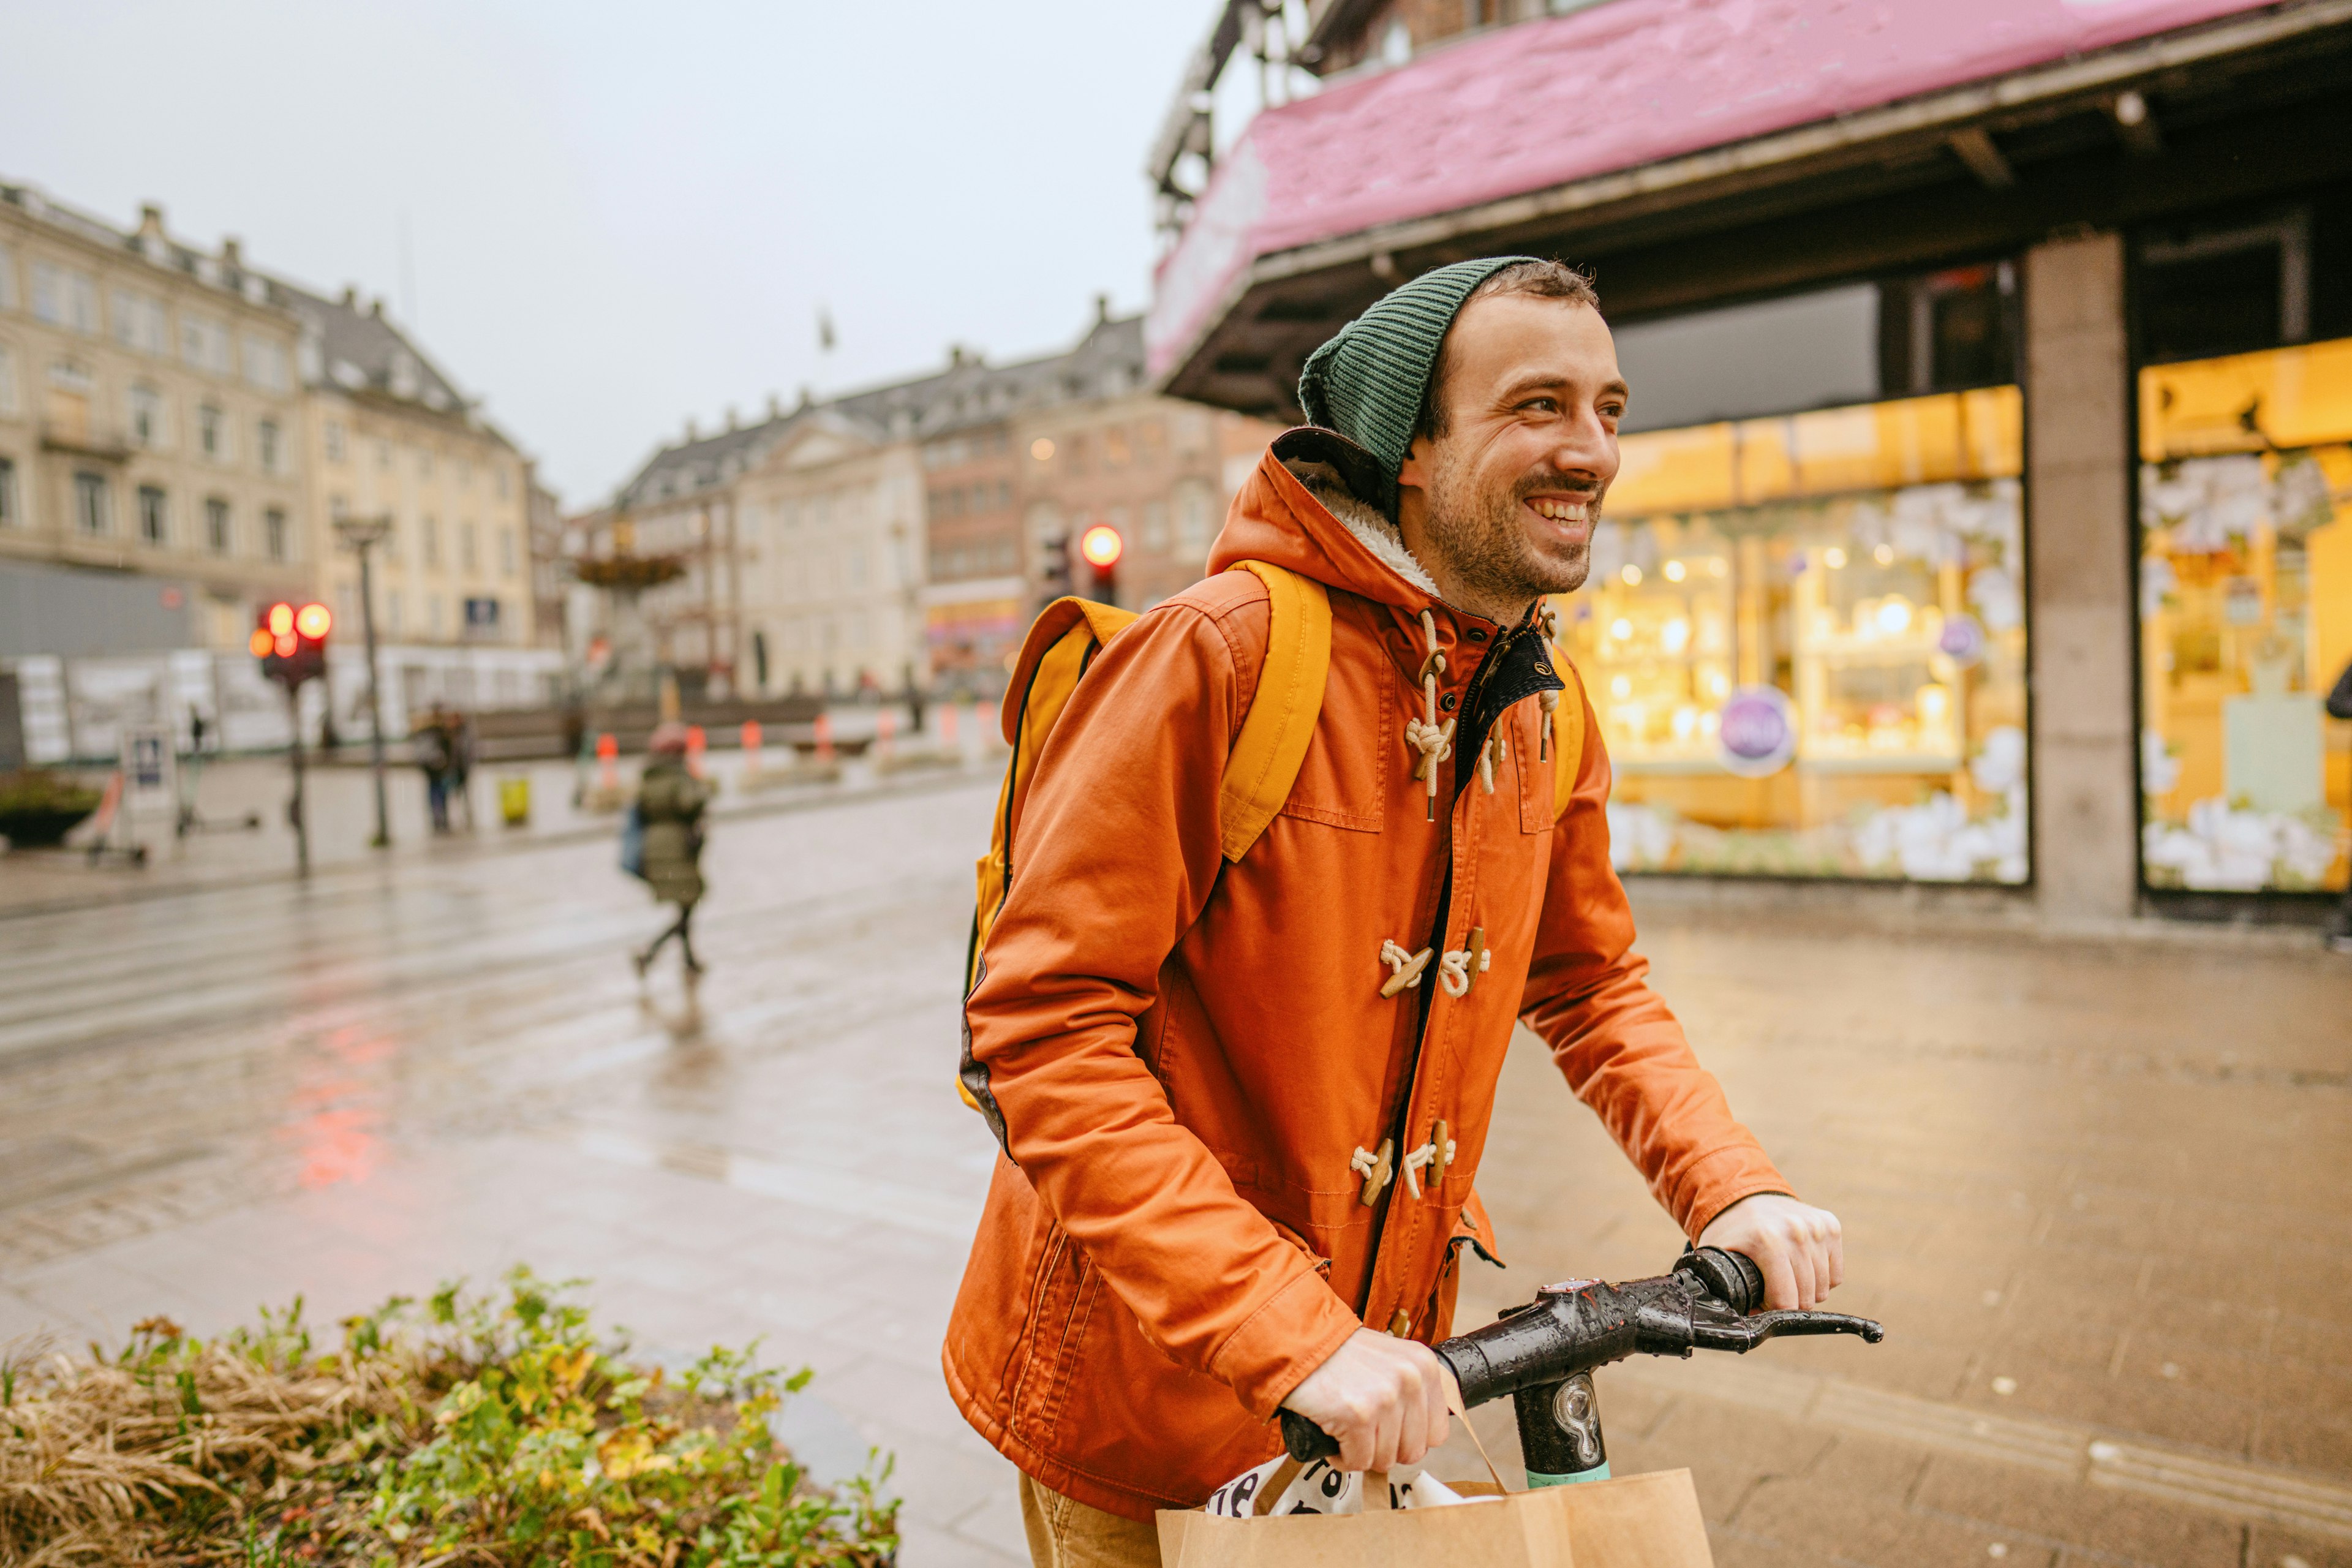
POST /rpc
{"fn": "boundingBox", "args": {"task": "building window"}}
[111,289,167,355]
[206,497,232,554]
[0,244,15,311]
[1175,481,1213,554]
[457,458,472,489]
[459,521,477,573]
[0,342,19,417]
[180,314,230,374]
[0,457,14,526]
[264,507,288,562]
[495,465,510,499]
[325,420,346,462]
[257,418,281,473]
[138,484,168,545]
[33,263,98,333]
[241,334,288,393]
[377,440,392,470]
[74,471,108,534]
[128,384,165,447]
[198,404,225,459]
[422,516,440,569]
[500,526,516,575]
[417,448,432,479]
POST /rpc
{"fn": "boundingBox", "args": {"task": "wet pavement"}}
[1,775,2348,1566]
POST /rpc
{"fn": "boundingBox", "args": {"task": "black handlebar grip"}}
[1682,1246,1768,1314]
[1280,1406,1340,1462]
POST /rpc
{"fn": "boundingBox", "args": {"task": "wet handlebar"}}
[1278,1245,1884,1463]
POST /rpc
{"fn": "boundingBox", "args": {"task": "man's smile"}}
[1525,493,1594,545]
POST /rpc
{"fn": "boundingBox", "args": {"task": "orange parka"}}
[943,434,1790,1521]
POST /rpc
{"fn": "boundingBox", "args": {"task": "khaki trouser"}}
[1020,1474,1163,1568]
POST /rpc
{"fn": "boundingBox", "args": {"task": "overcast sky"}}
[0,0,1216,505]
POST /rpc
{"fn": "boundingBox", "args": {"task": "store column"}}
[2024,232,2138,920]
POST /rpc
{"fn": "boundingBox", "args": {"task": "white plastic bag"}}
[1202,1453,1490,1520]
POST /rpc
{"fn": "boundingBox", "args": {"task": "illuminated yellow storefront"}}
[2137,338,2352,894]
[1564,388,2029,881]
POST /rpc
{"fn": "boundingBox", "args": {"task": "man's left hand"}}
[1695,1193,1843,1311]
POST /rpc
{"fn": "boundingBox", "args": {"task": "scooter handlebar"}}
[1278,1246,1882,1463]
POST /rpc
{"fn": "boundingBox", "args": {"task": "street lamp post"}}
[335,514,394,850]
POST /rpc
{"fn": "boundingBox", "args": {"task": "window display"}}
[1566,387,2029,881]
[2136,337,2352,894]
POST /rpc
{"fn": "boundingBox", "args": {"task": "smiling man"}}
[946,257,1844,1568]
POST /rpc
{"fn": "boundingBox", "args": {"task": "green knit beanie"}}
[1297,256,1539,477]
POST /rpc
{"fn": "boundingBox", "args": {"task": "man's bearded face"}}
[1402,294,1625,620]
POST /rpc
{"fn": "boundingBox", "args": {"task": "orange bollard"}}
[876,710,895,762]
[596,732,619,791]
[685,725,707,777]
[741,721,763,779]
[939,703,959,747]
[814,711,834,765]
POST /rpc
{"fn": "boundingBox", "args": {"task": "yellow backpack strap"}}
[1550,647,1588,819]
[1218,562,1332,861]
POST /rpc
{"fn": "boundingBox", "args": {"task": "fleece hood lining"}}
[1280,458,1439,597]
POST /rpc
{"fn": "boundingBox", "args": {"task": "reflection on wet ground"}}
[2,775,2348,1566]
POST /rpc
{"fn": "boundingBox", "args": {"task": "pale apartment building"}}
[734,411,925,698]
[0,187,312,760]
[586,303,1283,706]
[280,281,558,729]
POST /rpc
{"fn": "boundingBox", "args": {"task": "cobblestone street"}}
[2,775,2348,1566]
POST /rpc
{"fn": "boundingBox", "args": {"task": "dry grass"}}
[0,1310,424,1564]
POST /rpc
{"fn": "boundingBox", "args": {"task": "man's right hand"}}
[1279,1328,1458,1472]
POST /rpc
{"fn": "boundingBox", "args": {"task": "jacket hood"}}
[1207,428,1440,612]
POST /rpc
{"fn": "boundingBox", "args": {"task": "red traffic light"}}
[254,600,330,688]
[1079,524,1123,569]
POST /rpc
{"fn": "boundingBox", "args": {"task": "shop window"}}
[1566,386,2029,882]
[2136,337,2352,895]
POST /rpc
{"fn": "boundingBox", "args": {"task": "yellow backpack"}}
[957,570,1587,1117]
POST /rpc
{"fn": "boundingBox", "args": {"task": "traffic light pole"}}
[285,682,310,876]
[356,533,390,849]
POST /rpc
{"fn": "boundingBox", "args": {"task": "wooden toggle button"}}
[1389,1308,1412,1337]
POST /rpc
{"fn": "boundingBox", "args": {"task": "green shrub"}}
[0,1267,898,1566]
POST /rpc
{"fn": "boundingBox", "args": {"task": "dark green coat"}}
[636,760,712,904]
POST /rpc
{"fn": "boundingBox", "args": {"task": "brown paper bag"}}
[1156,1468,1713,1568]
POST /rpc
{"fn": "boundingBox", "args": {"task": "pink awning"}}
[1148,0,2276,379]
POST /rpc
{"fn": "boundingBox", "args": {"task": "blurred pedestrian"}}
[632,722,714,979]
[412,703,456,834]
[449,708,478,831]
[2328,654,2352,952]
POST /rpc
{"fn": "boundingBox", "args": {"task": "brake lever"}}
[1687,1308,1885,1352]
